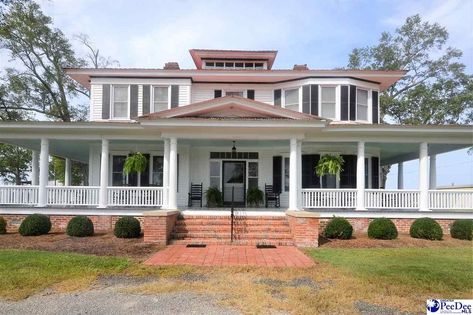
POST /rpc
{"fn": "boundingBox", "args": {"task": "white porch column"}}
[37,138,49,207]
[65,158,72,186]
[397,162,404,190]
[419,142,430,211]
[162,138,170,208]
[429,154,437,190]
[356,141,366,210]
[98,139,109,208]
[288,138,299,210]
[31,150,39,186]
[168,137,178,210]
[297,140,302,209]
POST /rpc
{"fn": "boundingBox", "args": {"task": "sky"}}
[4,0,473,188]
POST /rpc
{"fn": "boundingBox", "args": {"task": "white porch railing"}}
[0,186,39,205]
[429,190,473,210]
[47,186,99,206]
[107,187,164,207]
[365,189,420,209]
[302,189,357,208]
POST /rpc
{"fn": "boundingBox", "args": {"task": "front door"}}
[222,161,246,206]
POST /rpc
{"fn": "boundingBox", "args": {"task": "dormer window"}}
[203,60,267,70]
[321,87,336,119]
[356,89,368,121]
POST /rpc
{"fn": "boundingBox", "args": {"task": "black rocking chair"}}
[188,183,203,207]
[265,184,280,208]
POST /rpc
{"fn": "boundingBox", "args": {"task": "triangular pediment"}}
[139,96,321,120]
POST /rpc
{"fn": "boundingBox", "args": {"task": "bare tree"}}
[75,33,120,69]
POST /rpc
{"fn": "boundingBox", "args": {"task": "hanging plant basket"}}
[315,155,344,177]
[123,152,148,186]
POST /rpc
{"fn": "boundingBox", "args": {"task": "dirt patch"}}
[0,232,162,261]
[319,233,472,248]
[354,300,416,315]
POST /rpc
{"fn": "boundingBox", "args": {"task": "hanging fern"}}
[123,152,148,175]
[315,155,344,177]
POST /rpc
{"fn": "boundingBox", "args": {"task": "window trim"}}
[356,88,369,122]
[319,85,337,120]
[282,87,300,112]
[151,85,171,113]
[110,85,130,120]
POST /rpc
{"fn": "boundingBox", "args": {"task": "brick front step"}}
[168,239,295,246]
[173,225,291,233]
[175,219,289,226]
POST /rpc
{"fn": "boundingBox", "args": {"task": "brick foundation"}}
[1,214,144,233]
[319,217,455,234]
[286,211,319,247]
[143,210,180,245]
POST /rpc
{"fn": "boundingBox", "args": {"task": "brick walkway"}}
[144,245,315,267]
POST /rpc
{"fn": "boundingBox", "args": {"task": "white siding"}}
[191,85,214,103]
[178,85,191,106]
[138,85,143,116]
[191,84,274,105]
[90,84,103,121]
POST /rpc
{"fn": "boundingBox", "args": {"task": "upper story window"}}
[321,87,336,119]
[284,88,299,111]
[204,60,266,70]
[112,85,128,119]
[153,86,169,112]
[225,91,244,97]
[356,89,368,121]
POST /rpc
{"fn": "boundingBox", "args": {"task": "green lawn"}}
[0,250,131,300]
[308,247,473,295]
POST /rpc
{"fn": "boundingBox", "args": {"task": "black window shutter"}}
[349,85,356,121]
[310,84,319,116]
[274,89,281,107]
[171,85,179,108]
[130,85,138,118]
[341,85,349,120]
[302,154,320,188]
[372,91,379,124]
[372,157,380,188]
[142,85,150,114]
[272,156,282,193]
[302,85,310,114]
[102,84,110,119]
[247,89,255,100]
[214,90,222,98]
[340,155,356,188]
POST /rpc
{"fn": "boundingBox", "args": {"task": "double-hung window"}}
[151,156,164,186]
[112,85,129,119]
[356,89,368,121]
[284,88,299,112]
[153,86,169,112]
[320,87,336,119]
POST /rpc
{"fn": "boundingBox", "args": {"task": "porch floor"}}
[144,244,315,268]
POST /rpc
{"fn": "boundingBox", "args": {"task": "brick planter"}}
[143,210,180,245]
[286,211,320,247]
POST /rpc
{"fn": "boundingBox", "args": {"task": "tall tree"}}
[0,143,31,184]
[75,33,120,69]
[348,14,473,125]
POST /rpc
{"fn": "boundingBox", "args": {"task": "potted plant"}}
[205,186,223,207]
[315,155,344,187]
[123,152,148,186]
[246,187,264,207]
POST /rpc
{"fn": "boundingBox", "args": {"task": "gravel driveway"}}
[0,287,240,315]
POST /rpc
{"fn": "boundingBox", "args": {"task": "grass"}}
[0,246,471,314]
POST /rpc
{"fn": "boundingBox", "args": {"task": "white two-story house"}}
[0,49,471,245]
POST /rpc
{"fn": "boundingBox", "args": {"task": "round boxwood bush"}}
[114,217,141,238]
[323,217,353,240]
[0,216,6,234]
[66,216,94,237]
[368,218,398,240]
[19,214,51,236]
[450,219,472,241]
[409,217,443,240]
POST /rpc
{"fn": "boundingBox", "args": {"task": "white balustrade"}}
[0,186,39,205]
[365,189,419,209]
[47,186,99,206]
[429,190,473,210]
[107,187,164,207]
[302,189,357,208]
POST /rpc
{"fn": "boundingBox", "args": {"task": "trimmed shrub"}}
[66,216,94,237]
[450,220,473,241]
[409,218,443,240]
[19,214,51,236]
[368,218,398,240]
[0,217,6,234]
[114,217,141,238]
[323,217,353,240]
